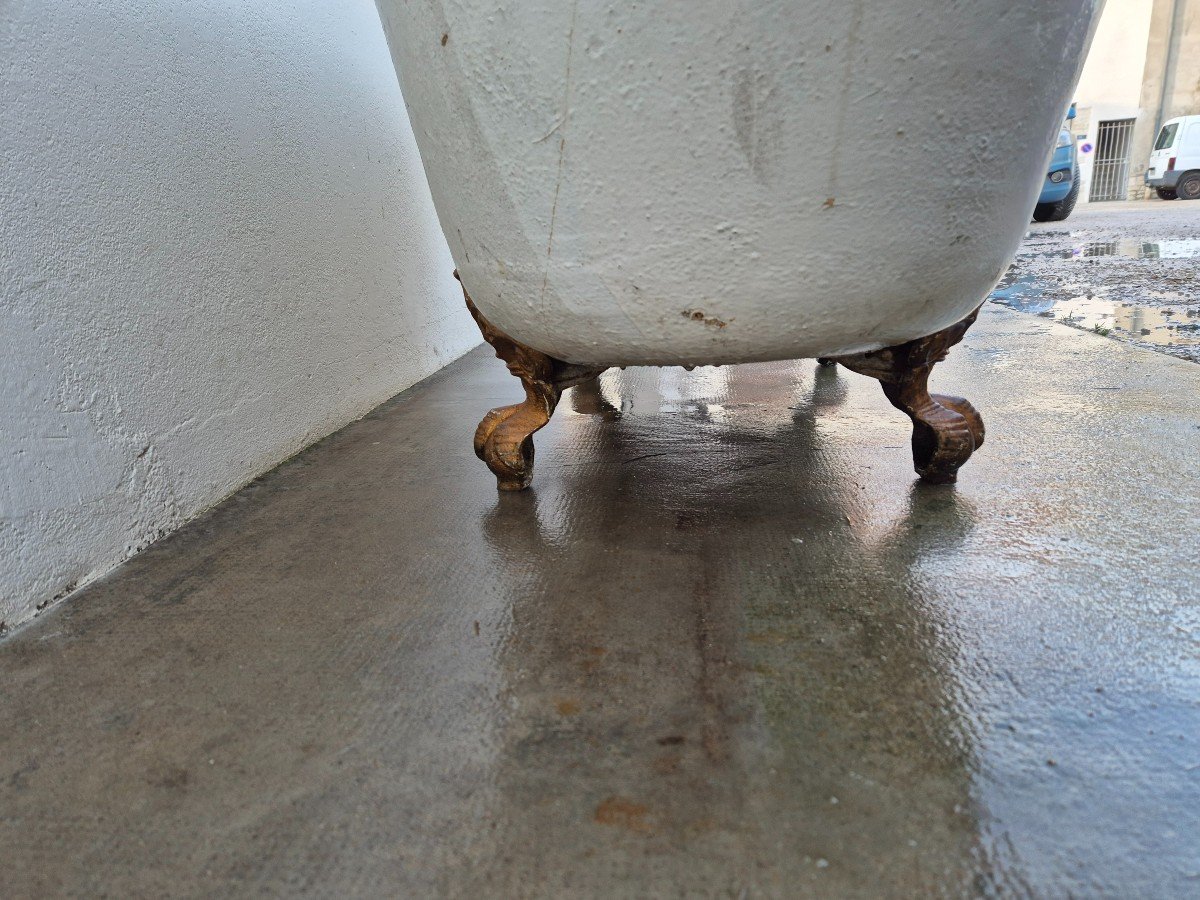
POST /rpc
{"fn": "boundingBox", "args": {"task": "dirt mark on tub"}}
[732,66,783,184]
[683,309,729,329]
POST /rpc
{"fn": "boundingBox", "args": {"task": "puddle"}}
[1018,239,1200,261]
[1005,225,1200,361]
[1042,297,1199,346]
[991,276,1054,313]
[991,284,1200,347]
[1066,239,1200,260]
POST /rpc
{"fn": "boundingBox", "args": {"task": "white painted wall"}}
[1,0,476,631]
[1074,0,1154,110]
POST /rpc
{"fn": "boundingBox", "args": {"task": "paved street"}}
[992,199,1200,363]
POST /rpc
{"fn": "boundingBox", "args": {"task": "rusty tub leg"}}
[832,306,985,484]
[459,275,606,491]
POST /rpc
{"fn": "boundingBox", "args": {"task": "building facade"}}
[1071,0,1199,202]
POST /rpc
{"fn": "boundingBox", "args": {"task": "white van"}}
[1145,115,1200,200]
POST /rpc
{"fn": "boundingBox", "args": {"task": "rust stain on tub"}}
[554,698,581,716]
[682,309,728,329]
[594,796,655,833]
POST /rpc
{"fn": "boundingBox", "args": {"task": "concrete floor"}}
[2,306,1198,897]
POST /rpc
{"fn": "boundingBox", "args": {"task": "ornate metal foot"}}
[459,275,606,490]
[831,307,985,484]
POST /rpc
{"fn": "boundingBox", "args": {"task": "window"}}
[1154,123,1179,150]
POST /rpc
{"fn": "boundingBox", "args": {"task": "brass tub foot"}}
[460,276,606,490]
[832,307,985,484]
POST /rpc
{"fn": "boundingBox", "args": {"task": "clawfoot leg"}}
[831,306,985,484]
[459,275,606,490]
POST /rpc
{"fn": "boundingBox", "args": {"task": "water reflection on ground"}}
[992,277,1200,348]
[1065,238,1200,259]
[990,222,1200,360]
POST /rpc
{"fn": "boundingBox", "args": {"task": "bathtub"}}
[375,0,1101,488]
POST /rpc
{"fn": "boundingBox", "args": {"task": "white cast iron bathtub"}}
[375,0,1101,488]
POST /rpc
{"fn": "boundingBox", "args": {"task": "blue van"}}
[1033,106,1080,222]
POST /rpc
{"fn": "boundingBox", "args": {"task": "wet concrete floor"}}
[1,306,1198,897]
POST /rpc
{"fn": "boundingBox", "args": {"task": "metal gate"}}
[1089,118,1136,201]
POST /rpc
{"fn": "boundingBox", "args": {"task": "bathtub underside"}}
[460,276,984,490]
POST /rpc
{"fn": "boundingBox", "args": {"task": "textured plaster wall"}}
[1,0,476,631]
